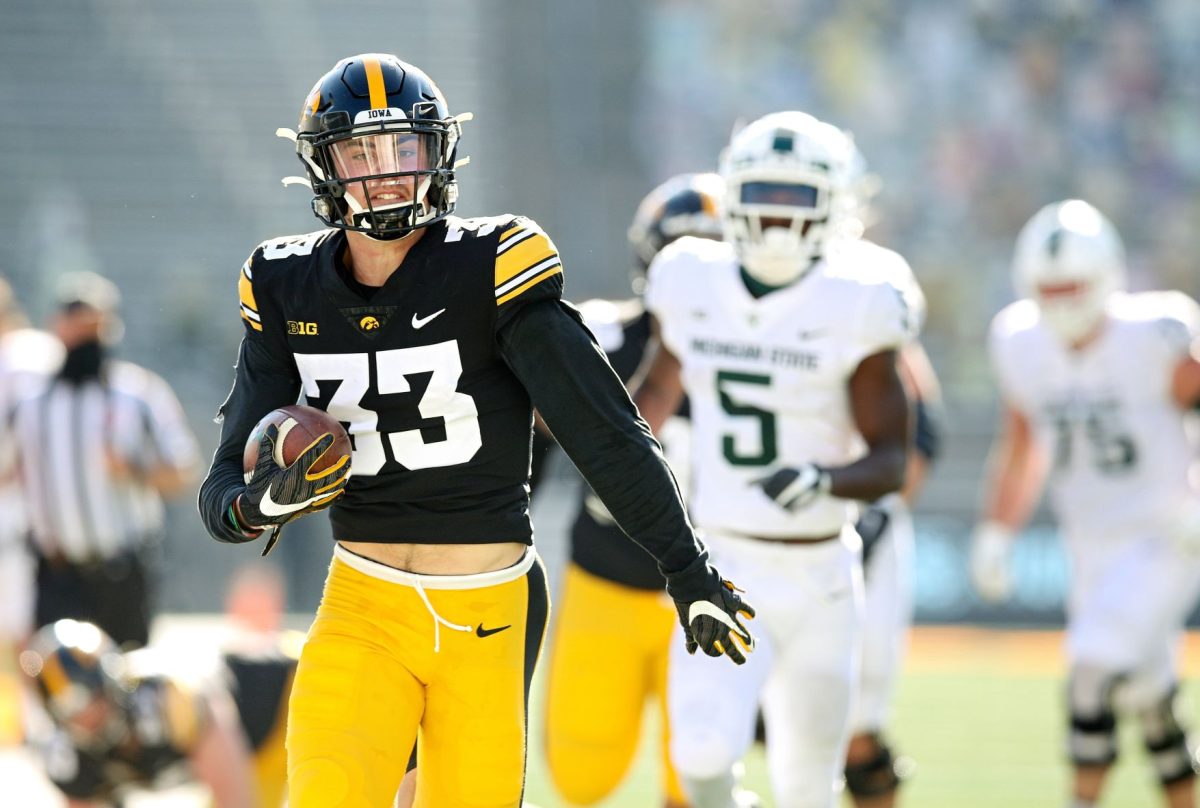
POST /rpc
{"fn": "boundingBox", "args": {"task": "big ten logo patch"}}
[287,321,319,336]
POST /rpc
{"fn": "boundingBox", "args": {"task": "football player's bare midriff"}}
[338,539,527,576]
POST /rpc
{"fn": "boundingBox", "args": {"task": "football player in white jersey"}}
[971,200,1200,808]
[633,112,917,808]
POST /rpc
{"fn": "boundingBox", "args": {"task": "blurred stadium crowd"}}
[0,0,1197,622]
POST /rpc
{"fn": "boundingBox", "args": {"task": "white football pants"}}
[851,495,914,734]
[1065,528,1200,706]
[669,527,863,808]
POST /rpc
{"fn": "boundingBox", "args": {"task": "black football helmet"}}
[282,54,470,240]
[627,172,725,277]
[20,620,130,750]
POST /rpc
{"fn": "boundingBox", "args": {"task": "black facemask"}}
[59,339,107,383]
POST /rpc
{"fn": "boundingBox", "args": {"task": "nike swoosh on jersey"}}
[412,309,446,329]
[258,486,324,518]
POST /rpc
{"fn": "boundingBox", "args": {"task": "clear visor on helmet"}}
[739,181,821,211]
[329,131,437,181]
[321,130,444,234]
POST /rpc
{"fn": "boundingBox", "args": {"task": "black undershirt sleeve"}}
[197,336,302,543]
[913,397,943,462]
[497,299,708,582]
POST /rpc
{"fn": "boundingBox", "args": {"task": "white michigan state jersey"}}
[990,291,1200,542]
[645,237,921,538]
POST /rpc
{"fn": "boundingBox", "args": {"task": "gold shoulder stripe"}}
[496,265,562,306]
[238,259,262,331]
[495,229,558,288]
[238,264,259,314]
[496,228,537,255]
[498,224,525,243]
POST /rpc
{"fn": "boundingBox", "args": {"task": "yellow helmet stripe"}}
[363,56,387,110]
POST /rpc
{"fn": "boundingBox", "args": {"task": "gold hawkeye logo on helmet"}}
[359,316,380,331]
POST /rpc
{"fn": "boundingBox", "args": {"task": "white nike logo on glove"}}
[412,309,446,329]
[258,487,325,518]
[687,601,753,647]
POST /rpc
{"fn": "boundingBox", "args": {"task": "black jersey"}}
[200,214,711,585]
[568,299,685,590]
[208,215,562,544]
[40,674,203,801]
[221,633,300,752]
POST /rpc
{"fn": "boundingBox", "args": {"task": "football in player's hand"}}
[243,404,352,483]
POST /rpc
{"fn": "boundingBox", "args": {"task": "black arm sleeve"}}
[197,336,301,543]
[497,299,708,581]
[913,397,943,463]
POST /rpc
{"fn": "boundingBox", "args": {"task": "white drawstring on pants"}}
[412,578,473,653]
[332,543,538,653]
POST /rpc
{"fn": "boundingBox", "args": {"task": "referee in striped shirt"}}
[2,273,198,647]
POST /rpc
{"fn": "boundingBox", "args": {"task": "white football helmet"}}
[1012,200,1126,345]
[719,111,867,286]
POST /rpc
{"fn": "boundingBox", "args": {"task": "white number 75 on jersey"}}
[293,342,483,475]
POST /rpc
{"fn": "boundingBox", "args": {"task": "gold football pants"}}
[544,563,686,805]
[287,545,549,808]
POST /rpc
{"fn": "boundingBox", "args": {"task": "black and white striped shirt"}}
[5,360,197,562]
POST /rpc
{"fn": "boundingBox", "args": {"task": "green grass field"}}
[523,628,1200,808]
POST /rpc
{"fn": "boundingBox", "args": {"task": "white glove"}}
[1166,497,1200,555]
[750,464,831,512]
[970,521,1016,603]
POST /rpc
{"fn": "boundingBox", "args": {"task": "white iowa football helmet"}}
[719,111,867,286]
[1012,200,1126,344]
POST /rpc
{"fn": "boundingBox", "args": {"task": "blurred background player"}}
[633,111,916,808]
[542,172,724,807]
[970,199,1200,808]
[0,277,63,745]
[4,273,199,649]
[19,618,298,807]
[840,184,942,808]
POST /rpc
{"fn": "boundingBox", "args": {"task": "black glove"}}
[665,559,756,665]
[236,423,350,531]
[751,463,831,512]
[854,502,891,567]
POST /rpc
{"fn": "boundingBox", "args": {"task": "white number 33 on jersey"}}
[293,341,482,475]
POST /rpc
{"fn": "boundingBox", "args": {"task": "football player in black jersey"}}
[20,618,297,807]
[543,173,723,808]
[197,54,755,808]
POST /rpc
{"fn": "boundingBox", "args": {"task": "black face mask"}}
[59,339,106,383]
